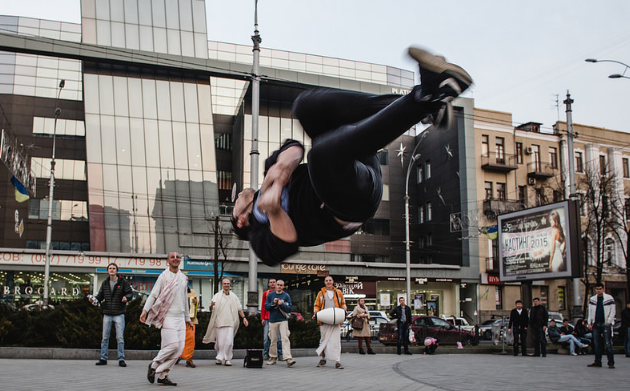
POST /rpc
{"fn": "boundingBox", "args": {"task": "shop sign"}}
[280,263,327,274]
[333,281,376,296]
[3,285,81,297]
[0,252,166,269]
[486,274,504,285]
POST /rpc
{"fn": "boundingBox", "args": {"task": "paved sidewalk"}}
[1,353,627,390]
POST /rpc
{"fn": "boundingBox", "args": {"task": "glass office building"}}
[0,0,478,318]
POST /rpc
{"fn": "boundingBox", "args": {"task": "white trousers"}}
[316,324,341,362]
[215,326,235,361]
[152,316,186,375]
[269,321,292,359]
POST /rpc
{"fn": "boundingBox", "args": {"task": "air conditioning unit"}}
[525,146,533,155]
[528,177,536,185]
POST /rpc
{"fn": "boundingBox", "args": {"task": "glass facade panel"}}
[111,21,126,47]
[156,80,172,121]
[115,117,131,166]
[95,0,111,20]
[98,75,115,115]
[110,0,125,22]
[138,0,152,25]
[142,79,158,119]
[113,77,129,117]
[153,27,168,53]
[100,115,117,165]
[152,0,167,28]
[139,25,154,52]
[179,0,193,31]
[129,118,146,166]
[124,0,139,24]
[96,19,112,46]
[167,29,181,56]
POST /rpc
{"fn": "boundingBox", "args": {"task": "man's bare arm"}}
[260,145,304,193]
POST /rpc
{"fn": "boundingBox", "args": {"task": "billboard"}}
[498,200,582,282]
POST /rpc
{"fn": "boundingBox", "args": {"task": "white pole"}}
[247,0,261,314]
[43,79,64,308]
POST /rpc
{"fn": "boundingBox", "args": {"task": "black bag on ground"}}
[243,349,264,368]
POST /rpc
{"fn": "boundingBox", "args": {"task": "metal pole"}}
[404,131,428,306]
[247,0,261,314]
[43,79,64,308]
[564,91,583,318]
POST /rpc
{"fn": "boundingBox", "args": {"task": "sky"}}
[1,0,629,133]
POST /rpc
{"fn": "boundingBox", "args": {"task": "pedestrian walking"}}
[264,279,296,367]
[313,276,347,369]
[352,298,375,355]
[587,283,616,368]
[140,252,193,386]
[202,278,249,366]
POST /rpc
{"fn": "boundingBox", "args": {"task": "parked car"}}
[342,315,389,340]
[442,316,475,333]
[346,309,389,320]
[548,311,564,326]
[378,315,477,346]
[477,319,499,340]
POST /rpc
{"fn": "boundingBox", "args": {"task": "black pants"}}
[293,86,440,222]
[512,327,527,356]
[397,323,411,353]
[531,326,547,357]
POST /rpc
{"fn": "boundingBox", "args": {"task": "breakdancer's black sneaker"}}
[408,46,472,103]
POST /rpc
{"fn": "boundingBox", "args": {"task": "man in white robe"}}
[203,278,249,366]
[140,252,193,386]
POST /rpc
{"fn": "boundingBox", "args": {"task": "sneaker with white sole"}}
[408,46,473,128]
[408,46,472,103]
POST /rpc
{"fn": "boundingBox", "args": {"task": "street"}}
[1,353,626,390]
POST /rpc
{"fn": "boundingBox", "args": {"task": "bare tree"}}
[603,169,630,302]
[578,165,625,307]
[209,215,233,294]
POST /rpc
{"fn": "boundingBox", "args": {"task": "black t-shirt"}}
[247,139,359,266]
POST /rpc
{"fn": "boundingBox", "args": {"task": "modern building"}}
[0,0,480,318]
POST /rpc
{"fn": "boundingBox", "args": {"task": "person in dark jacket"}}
[508,299,528,356]
[621,302,630,357]
[390,297,413,355]
[90,263,133,367]
[230,47,473,267]
[529,297,548,357]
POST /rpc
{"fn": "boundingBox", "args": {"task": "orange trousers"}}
[180,324,196,360]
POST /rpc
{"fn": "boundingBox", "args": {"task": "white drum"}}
[316,307,346,324]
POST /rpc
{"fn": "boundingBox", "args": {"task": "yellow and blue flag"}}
[10,176,29,203]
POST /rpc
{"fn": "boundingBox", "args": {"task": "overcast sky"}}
[1,0,629,133]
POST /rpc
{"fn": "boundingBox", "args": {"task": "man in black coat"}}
[90,263,133,367]
[508,299,528,356]
[390,297,413,355]
[529,297,548,357]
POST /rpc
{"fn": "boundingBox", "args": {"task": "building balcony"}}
[527,162,556,179]
[483,198,525,220]
[485,257,499,273]
[481,152,518,172]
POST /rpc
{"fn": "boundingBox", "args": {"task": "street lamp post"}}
[247,0,261,315]
[43,79,65,308]
[585,58,630,79]
[404,131,428,305]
